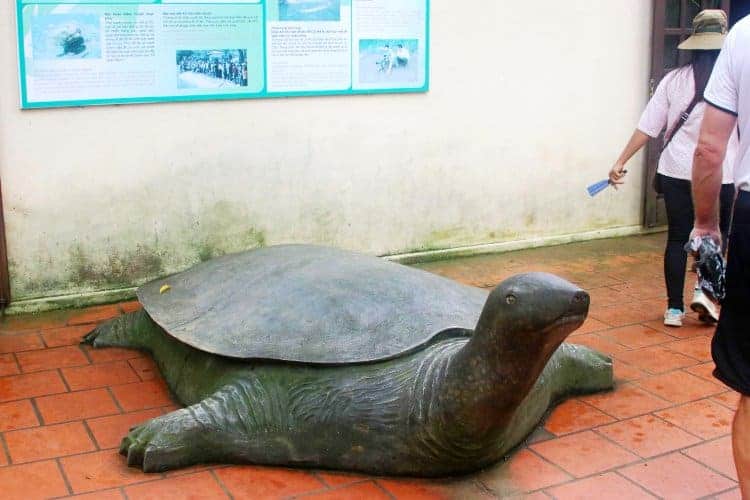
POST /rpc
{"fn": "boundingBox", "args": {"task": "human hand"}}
[689,225,721,249]
[608,163,627,189]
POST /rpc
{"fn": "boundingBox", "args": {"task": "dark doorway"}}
[644,0,731,228]
[730,0,750,24]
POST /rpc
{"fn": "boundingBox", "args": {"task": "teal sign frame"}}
[16,0,429,109]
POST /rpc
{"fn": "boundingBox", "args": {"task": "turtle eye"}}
[506,294,517,305]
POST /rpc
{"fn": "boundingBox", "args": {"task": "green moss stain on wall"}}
[11,200,267,301]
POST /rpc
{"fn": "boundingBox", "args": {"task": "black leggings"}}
[660,174,735,311]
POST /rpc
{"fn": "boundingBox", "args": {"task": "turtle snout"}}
[569,290,590,316]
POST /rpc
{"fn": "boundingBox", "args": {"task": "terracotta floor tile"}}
[110,380,174,411]
[16,345,89,373]
[545,472,656,499]
[120,301,143,314]
[642,317,712,339]
[595,414,701,458]
[544,400,615,436]
[87,408,163,449]
[685,361,719,382]
[378,478,493,499]
[124,470,227,499]
[5,421,96,463]
[615,345,698,374]
[60,449,153,493]
[0,353,19,376]
[316,471,369,488]
[36,388,119,424]
[613,360,648,383]
[588,304,653,328]
[714,488,743,499]
[656,399,735,439]
[41,325,94,348]
[682,436,738,481]
[62,360,140,391]
[0,370,67,402]
[302,481,390,499]
[580,384,671,419]
[713,391,741,410]
[620,452,736,499]
[84,346,144,364]
[664,336,713,362]
[0,399,40,432]
[128,357,160,381]
[599,324,673,349]
[478,448,571,496]
[0,332,44,354]
[586,287,634,308]
[635,370,725,404]
[569,334,631,359]
[572,317,609,336]
[215,465,325,499]
[67,489,125,499]
[0,311,72,333]
[68,305,123,326]
[530,431,639,478]
[0,460,69,499]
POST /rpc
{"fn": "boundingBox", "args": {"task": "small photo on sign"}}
[31,14,102,60]
[359,39,419,84]
[278,0,341,22]
[176,49,249,89]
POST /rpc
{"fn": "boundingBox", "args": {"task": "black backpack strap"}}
[663,94,702,151]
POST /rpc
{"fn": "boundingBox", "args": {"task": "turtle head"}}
[476,272,589,354]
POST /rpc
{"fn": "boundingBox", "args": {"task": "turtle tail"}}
[82,309,154,351]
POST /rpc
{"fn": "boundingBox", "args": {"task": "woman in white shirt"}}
[608,10,738,327]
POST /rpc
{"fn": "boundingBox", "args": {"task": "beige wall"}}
[0,1,653,307]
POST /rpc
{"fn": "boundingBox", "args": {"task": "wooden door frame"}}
[644,0,731,228]
[0,181,10,309]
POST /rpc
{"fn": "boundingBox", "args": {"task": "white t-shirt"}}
[705,16,750,192]
[638,66,737,183]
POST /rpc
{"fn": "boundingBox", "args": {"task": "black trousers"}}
[659,174,735,311]
[713,190,750,396]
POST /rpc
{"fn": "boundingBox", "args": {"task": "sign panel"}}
[15,0,429,108]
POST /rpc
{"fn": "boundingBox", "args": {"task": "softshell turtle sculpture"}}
[84,244,613,476]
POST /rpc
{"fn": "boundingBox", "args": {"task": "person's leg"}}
[734,396,750,497]
[712,192,750,497]
[660,175,694,321]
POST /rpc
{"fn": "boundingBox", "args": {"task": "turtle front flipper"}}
[120,382,265,472]
[82,310,157,350]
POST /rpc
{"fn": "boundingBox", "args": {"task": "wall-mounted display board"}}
[15,0,429,108]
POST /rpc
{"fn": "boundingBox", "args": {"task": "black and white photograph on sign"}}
[31,14,102,60]
[359,39,419,84]
[176,49,249,89]
[279,0,341,22]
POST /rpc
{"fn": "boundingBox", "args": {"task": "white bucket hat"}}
[678,9,728,50]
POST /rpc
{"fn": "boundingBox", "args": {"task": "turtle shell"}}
[137,245,488,364]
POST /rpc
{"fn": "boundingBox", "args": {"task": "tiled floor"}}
[0,233,742,499]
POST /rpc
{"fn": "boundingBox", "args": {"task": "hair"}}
[684,50,721,100]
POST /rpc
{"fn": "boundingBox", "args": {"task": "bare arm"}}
[609,130,651,187]
[691,105,737,241]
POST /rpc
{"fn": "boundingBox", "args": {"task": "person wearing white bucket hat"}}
[606,9,738,327]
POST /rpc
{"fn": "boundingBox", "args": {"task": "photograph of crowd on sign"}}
[176,49,249,89]
[31,13,102,60]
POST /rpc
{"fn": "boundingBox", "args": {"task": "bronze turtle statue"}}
[84,244,613,476]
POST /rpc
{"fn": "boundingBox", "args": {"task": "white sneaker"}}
[690,289,719,324]
[664,308,685,327]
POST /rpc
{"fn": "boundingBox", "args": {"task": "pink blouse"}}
[638,66,737,183]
